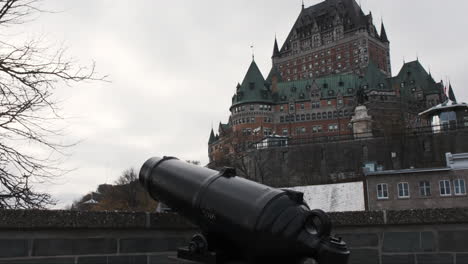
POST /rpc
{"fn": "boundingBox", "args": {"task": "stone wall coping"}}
[0,208,467,230]
[330,207,468,226]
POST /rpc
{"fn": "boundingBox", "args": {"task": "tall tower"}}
[272,0,391,82]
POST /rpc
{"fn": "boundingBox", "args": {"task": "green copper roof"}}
[266,65,283,84]
[231,59,441,106]
[275,73,360,102]
[360,61,390,90]
[231,60,273,107]
[391,60,442,99]
[274,63,393,102]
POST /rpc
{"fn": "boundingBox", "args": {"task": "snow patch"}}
[286,182,365,212]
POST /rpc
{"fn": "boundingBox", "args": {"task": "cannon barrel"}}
[140,156,349,264]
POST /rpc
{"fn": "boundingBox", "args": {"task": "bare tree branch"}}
[0,0,106,209]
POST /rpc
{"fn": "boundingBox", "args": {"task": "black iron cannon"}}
[139,156,349,264]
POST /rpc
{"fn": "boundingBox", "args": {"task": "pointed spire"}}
[380,21,389,43]
[272,36,280,58]
[208,128,215,144]
[448,83,457,102]
[250,44,255,61]
[302,0,305,10]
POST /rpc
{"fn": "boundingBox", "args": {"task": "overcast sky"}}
[12,0,468,208]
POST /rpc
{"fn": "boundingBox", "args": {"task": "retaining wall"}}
[0,208,467,263]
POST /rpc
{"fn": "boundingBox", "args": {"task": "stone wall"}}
[242,128,468,188]
[0,210,196,264]
[0,208,467,264]
[332,208,468,264]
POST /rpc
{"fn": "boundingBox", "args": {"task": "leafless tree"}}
[0,0,105,209]
[114,168,139,209]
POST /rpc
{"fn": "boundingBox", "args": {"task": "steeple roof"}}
[208,128,215,144]
[392,60,443,99]
[241,60,265,88]
[231,60,273,108]
[448,84,457,102]
[380,22,389,43]
[272,37,280,58]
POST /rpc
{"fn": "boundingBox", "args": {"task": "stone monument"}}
[351,87,372,138]
[351,105,372,138]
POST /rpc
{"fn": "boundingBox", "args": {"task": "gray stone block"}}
[77,256,147,264]
[150,255,183,264]
[77,256,108,264]
[421,232,435,252]
[0,239,28,258]
[456,254,468,264]
[383,232,420,252]
[0,258,74,264]
[120,237,187,253]
[108,255,148,264]
[382,254,415,264]
[439,231,468,252]
[336,233,379,248]
[348,249,379,264]
[32,238,117,256]
[416,253,454,264]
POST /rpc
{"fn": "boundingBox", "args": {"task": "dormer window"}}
[291,86,297,92]
[323,83,328,89]
[379,83,384,88]
[339,81,344,87]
